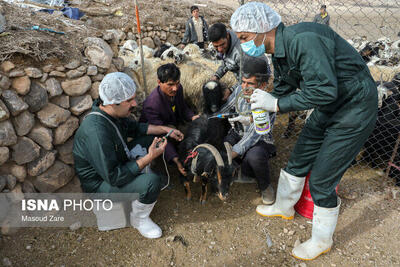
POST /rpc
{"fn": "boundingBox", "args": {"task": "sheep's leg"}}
[183,181,192,201]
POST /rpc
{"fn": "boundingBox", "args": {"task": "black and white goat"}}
[178,81,234,203]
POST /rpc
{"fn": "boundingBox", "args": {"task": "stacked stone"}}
[0,33,129,195]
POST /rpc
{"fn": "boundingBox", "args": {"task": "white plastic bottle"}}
[252,108,271,135]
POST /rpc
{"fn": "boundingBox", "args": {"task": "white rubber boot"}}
[256,169,305,219]
[292,198,341,260]
[130,200,162,239]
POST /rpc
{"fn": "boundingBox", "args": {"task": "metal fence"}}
[235,1,400,185]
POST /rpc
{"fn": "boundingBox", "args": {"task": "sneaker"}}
[261,185,275,205]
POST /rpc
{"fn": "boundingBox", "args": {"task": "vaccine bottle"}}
[252,109,271,135]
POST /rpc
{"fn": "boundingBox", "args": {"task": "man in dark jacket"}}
[231,2,377,261]
[313,4,330,26]
[73,72,183,239]
[181,5,208,49]
[140,63,199,176]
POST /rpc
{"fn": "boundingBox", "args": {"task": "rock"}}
[0,147,9,165]
[22,180,36,193]
[0,120,17,146]
[84,37,113,69]
[69,221,81,231]
[153,36,162,47]
[288,230,295,236]
[5,174,17,190]
[53,116,79,145]
[0,175,6,191]
[0,75,11,90]
[0,99,10,121]
[56,138,74,165]
[167,33,181,46]
[50,94,70,109]
[160,31,167,40]
[11,76,31,95]
[49,71,66,78]
[61,76,92,96]
[42,64,54,73]
[23,82,48,113]
[1,90,29,116]
[24,67,42,78]
[56,66,65,72]
[105,29,126,44]
[77,66,86,73]
[66,69,85,79]
[127,32,135,40]
[2,257,12,266]
[105,64,118,74]
[9,164,26,182]
[91,74,104,82]
[27,150,57,176]
[45,78,63,98]
[294,238,301,247]
[40,73,48,83]
[90,82,100,99]
[9,69,25,78]
[299,225,305,230]
[37,103,71,128]
[12,110,35,136]
[11,137,41,165]
[65,60,81,70]
[112,58,125,71]
[70,95,93,116]
[141,37,155,49]
[1,61,15,72]
[34,161,74,192]
[87,66,98,76]
[10,183,24,203]
[283,228,288,234]
[28,124,53,150]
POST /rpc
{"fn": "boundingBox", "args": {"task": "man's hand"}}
[228,115,251,126]
[173,157,187,176]
[211,75,219,81]
[191,114,200,121]
[232,151,239,159]
[148,137,167,159]
[169,129,184,141]
[222,88,231,101]
[250,89,279,112]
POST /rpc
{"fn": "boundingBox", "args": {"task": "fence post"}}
[134,0,148,94]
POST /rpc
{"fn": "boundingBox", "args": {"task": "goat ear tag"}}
[172,105,176,112]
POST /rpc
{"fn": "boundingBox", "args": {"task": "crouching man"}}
[140,63,199,176]
[73,72,182,239]
[218,56,277,204]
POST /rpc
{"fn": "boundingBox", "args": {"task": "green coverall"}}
[73,100,160,204]
[271,22,378,208]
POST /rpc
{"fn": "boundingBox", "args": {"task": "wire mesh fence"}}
[245,0,400,185]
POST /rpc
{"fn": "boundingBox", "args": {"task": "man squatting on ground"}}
[218,55,277,204]
[140,63,199,176]
[73,72,185,239]
[231,2,377,261]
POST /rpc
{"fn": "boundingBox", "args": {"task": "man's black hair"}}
[242,55,270,84]
[157,63,181,83]
[190,5,199,13]
[321,4,327,9]
[208,23,228,42]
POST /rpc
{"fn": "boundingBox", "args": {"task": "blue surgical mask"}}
[241,34,266,57]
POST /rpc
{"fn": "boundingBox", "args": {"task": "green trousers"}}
[285,76,378,208]
[97,135,161,204]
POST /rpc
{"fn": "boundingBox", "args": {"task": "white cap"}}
[99,72,137,105]
[230,2,281,33]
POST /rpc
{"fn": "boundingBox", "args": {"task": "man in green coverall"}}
[230,2,378,260]
[73,72,184,239]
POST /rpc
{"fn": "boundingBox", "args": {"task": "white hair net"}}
[99,72,137,105]
[230,2,281,33]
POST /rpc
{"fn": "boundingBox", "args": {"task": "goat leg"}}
[200,182,208,205]
[193,174,200,183]
[183,181,192,201]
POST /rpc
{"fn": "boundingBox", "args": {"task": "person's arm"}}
[277,33,338,113]
[82,130,146,187]
[214,59,229,80]
[136,137,167,169]
[182,20,191,44]
[147,124,184,142]
[232,123,262,156]
[218,83,240,113]
[202,17,209,41]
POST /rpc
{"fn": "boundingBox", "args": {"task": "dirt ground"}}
[1,115,399,267]
[1,0,400,266]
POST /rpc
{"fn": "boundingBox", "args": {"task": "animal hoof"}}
[200,200,207,205]
[185,196,191,201]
